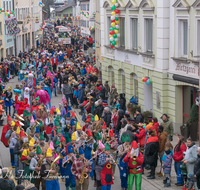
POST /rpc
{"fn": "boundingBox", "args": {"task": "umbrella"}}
[34,90,50,105]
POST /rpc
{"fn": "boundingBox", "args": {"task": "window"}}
[87,21,89,27]
[81,4,86,11]
[4,24,7,35]
[87,4,89,11]
[81,20,86,27]
[120,18,125,47]
[178,20,188,56]
[120,70,126,93]
[145,18,153,52]
[108,66,115,85]
[6,1,8,10]
[131,18,138,50]
[131,73,138,99]
[107,17,111,45]
[3,1,5,11]
[197,20,200,56]
[9,1,11,12]
[0,23,2,35]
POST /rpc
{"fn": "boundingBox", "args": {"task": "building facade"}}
[0,0,5,60]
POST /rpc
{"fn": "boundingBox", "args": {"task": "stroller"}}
[182,173,196,190]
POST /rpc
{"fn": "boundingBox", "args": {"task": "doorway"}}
[144,83,153,112]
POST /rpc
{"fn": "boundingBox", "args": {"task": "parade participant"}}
[1,115,12,147]
[51,54,58,72]
[4,86,13,116]
[82,117,91,132]
[43,148,60,190]
[123,141,143,190]
[118,134,131,190]
[62,145,76,190]
[21,87,32,106]
[14,130,26,184]
[23,110,31,131]
[101,122,107,144]
[31,97,39,114]
[98,142,115,190]
[21,139,35,181]
[0,100,5,126]
[15,98,29,116]
[38,121,49,142]
[33,126,41,144]
[74,122,86,145]
[39,132,49,154]
[90,115,101,139]
[71,147,92,190]
[36,105,47,129]
[29,145,46,190]
[53,127,62,150]
[134,123,146,153]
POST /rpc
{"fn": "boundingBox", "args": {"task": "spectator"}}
[134,108,144,124]
[116,109,125,133]
[119,93,126,112]
[63,81,73,107]
[104,81,110,100]
[134,123,146,153]
[121,125,137,143]
[0,167,15,190]
[152,117,159,137]
[88,35,93,47]
[103,107,111,128]
[194,147,200,190]
[78,85,84,104]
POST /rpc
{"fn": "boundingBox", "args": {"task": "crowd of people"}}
[0,22,199,190]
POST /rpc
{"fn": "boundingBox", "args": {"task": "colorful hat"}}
[35,97,40,101]
[95,115,99,121]
[109,129,114,137]
[15,121,21,127]
[125,134,131,142]
[46,148,53,157]
[40,132,45,140]
[38,121,43,128]
[71,111,75,117]
[102,122,107,129]
[23,110,31,117]
[55,120,60,127]
[49,141,54,150]
[68,145,74,153]
[36,145,42,154]
[16,127,20,135]
[131,141,139,150]
[35,126,40,134]
[146,124,153,130]
[78,147,84,155]
[76,122,81,130]
[57,127,62,134]
[30,138,35,144]
[71,132,77,141]
[29,140,34,147]
[11,121,15,127]
[50,107,54,114]
[99,140,105,149]
[86,129,92,137]
[7,115,11,122]
[121,134,126,143]
[55,141,60,145]
[105,142,111,151]
[30,116,34,123]
[91,115,95,122]
[85,117,91,123]
[20,130,25,137]
[60,136,65,142]
[96,132,102,140]
[66,112,70,118]
[56,108,61,115]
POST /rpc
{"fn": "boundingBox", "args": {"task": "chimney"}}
[64,0,68,5]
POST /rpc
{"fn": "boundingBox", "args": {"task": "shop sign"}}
[175,63,199,76]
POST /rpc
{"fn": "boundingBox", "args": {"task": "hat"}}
[57,127,62,134]
[56,108,61,115]
[35,126,40,134]
[78,147,84,155]
[23,110,31,117]
[76,122,81,130]
[91,115,95,122]
[71,132,77,140]
[36,145,42,154]
[29,140,34,147]
[20,130,25,137]
[67,145,74,153]
[109,129,114,137]
[11,121,15,127]
[99,141,105,149]
[71,111,75,117]
[102,122,107,129]
[46,148,53,157]
[38,121,43,128]
[55,120,60,127]
[96,132,102,140]
[35,97,40,101]
[95,115,99,121]
[86,129,92,137]
[16,121,21,127]
[49,141,54,150]
[16,127,20,134]
[131,141,139,150]
[85,117,91,123]
[121,134,126,143]
[40,132,45,140]
[7,115,11,122]
[105,142,111,151]
[146,124,153,130]
[66,112,70,118]
[55,141,60,145]
[30,116,34,123]
[60,136,65,142]
[125,134,131,142]
[50,108,54,114]
[30,138,35,145]
[8,86,12,90]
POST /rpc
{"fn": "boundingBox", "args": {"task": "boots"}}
[94,181,97,187]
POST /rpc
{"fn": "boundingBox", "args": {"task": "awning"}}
[173,74,199,86]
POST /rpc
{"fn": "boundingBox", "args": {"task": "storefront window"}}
[108,66,115,85]
[131,73,138,99]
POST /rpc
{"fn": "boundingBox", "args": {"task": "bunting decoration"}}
[92,12,96,16]
[79,11,89,18]
[109,0,120,48]
[0,8,15,18]
[142,77,152,85]
[5,18,19,36]
[89,26,95,31]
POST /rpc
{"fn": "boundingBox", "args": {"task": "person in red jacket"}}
[152,117,159,137]
[172,134,187,186]
[134,123,146,153]
[51,54,58,72]
[123,141,143,190]
[88,35,93,47]
[16,98,29,115]
[0,115,11,147]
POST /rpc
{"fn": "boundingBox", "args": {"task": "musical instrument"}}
[95,118,104,130]
[36,153,46,174]
[31,120,40,134]
[109,155,117,165]
[104,139,114,146]
[24,150,36,165]
[62,156,73,168]
[90,151,104,160]
[15,114,24,121]
[132,152,137,161]
[79,158,88,184]
[50,153,64,171]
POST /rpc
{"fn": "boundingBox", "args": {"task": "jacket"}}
[144,136,159,167]
[172,143,187,162]
[194,155,200,177]
[116,109,124,131]
[119,94,126,111]
[122,126,137,143]
[0,179,15,190]
[135,128,146,146]
[152,122,159,137]
[78,88,84,103]
[158,131,167,153]
[103,111,112,128]
[14,140,23,155]
[63,84,73,95]
[135,114,144,124]
[160,119,174,138]
[162,154,172,174]
[119,124,130,140]
[9,136,18,150]
[93,105,104,119]
[51,57,58,66]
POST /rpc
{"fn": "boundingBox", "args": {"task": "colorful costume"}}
[15,98,29,115]
[0,116,11,147]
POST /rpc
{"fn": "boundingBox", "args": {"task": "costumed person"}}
[98,142,115,190]
[29,145,46,190]
[46,108,54,139]
[53,127,63,151]
[58,136,66,180]
[75,122,86,145]
[15,98,29,115]
[36,105,47,129]
[43,148,60,190]
[118,134,131,190]
[4,86,13,116]
[62,145,76,190]
[39,132,49,154]
[24,72,35,88]
[71,147,92,190]
[33,126,41,144]
[21,87,32,107]
[34,89,50,107]
[31,97,39,114]
[123,141,143,190]
[1,115,12,147]
[0,100,5,126]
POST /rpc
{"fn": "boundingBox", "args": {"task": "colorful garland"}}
[89,26,95,31]
[109,0,120,48]
[0,9,15,18]
[142,77,152,85]
[40,22,45,30]
[92,12,96,16]
[5,18,19,36]
[79,11,89,18]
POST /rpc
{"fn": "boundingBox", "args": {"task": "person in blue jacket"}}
[78,85,84,104]
[63,145,76,190]
[53,75,58,97]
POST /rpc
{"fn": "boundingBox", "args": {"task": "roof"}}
[55,0,76,12]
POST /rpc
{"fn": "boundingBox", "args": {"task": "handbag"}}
[5,98,9,102]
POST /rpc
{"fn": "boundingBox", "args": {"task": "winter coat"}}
[78,88,84,103]
[194,155,200,177]
[185,143,197,174]
[158,131,167,153]
[122,126,137,143]
[135,114,144,124]
[0,179,15,190]
[104,84,110,98]
[152,122,159,137]
[144,136,159,167]
[160,119,174,139]
[110,90,118,106]
[104,111,112,128]
[63,84,73,95]
[93,104,104,119]
[162,154,172,174]
[135,128,146,146]
[173,143,187,162]
[116,109,124,131]
[119,94,126,111]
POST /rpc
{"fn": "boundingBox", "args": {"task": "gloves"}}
[169,136,173,141]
